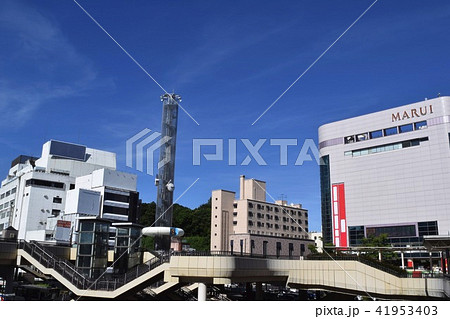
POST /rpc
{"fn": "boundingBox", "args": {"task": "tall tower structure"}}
[154,93,180,251]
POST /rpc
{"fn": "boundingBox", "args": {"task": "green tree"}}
[138,199,212,251]
[361,233,397,261]
[308,244,318,254]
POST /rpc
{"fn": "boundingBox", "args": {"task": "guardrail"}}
[174,250,416,278]
[17,240,170,292]
[307,254,411,278]
[18,240,90,289]
[172,250,305,260]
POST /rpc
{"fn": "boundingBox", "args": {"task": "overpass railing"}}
[307,254,410,277]
[173,250,420,278]
[172,250,305,260]
[17,240,169,292]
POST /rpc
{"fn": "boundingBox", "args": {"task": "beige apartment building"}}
[210,176,313,258]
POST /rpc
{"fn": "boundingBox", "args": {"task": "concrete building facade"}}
[0,140,140,244]
[211,176,313,258]
[319,96,450,247]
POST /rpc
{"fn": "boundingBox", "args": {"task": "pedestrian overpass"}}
[3,240,450,300]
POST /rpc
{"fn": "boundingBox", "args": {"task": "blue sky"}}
[1,0,450,232]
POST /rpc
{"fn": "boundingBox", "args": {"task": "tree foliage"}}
[361,233,398,261]
[139,199,211,251]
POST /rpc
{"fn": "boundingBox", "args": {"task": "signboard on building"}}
[55,220,72,243]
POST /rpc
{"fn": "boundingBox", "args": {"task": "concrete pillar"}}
[240,175,245,200]
[401,251,405,269]
[255,282,263,300]
[198,283,207,301]
[429,252,433,273]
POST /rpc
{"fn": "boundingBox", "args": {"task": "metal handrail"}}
[307,254,408,277]
[172,250,303,260]
[17,240,170,292]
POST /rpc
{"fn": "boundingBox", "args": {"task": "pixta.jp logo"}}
[126,128,171,176]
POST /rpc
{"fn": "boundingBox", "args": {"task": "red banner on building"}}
[332,183,347,247]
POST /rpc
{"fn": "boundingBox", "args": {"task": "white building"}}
[0,140,140,243]
[319,96,450,247]
[308,231,323,253]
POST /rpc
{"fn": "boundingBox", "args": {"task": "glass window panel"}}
[414,121,427,130]
[356,133,368,142]
[344,136,355,144]
[369,130,383,139]
[77,256,91,268]
[80,222,94,232]
[117,228,128,236]
[399,123,413,133]
[384,127,398,136]
[79,232,94,244]
[78,244,92,255]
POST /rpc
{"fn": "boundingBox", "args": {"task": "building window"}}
[276,242,282,258]
[344,136,355,144]
[70,184,75,190]
[248,220,253,226]
[349,226,365,246]
[53,197,62,204]
[104,192,129,203]
[320,155,332,245]
[103,205,128,216]
[369,130,383,139]
[51,210,61,217]
[233,221,237,225]
[366,224,416,238]
[249,211,253,217]
[263,241,268,258]
[300,244,305,257]
[356,133,368,142]
[233,203,237,208]
[415,121,427,130]
[384,127,398,136]
[418,221,438,237]
[233,212,238,216]
[25,179,65,189]
[399,123,413,133]
[248,203,253,208]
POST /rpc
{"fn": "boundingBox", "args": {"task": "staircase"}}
[17,240,170,298]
